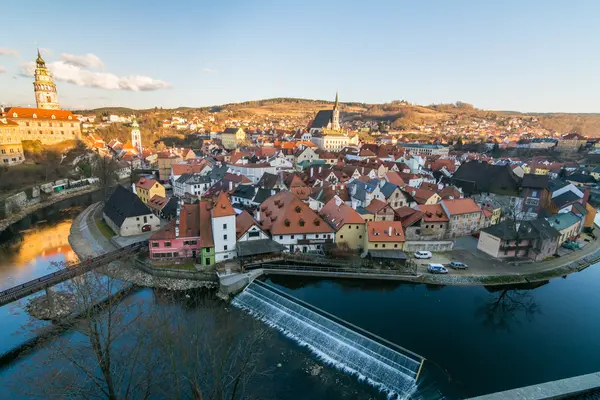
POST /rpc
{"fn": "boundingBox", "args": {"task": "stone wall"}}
[403,240,455,252]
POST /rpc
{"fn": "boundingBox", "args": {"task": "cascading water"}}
[232,280,424,399]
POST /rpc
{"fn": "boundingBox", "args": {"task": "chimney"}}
[229,181,233,191]
[310,168,314,178]
[388,226,392,236]
[412,190,416,196]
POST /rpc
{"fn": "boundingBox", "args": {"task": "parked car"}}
[448,261,468,269]
[414,251,432,259]
[427,263,448,274]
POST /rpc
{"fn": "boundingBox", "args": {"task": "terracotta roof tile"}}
[367,221,406,242]
[257,191,333,235]
[441,198,482,215]
[136,178,161,190]
[319,198,365,230]
[417,204,449,222]
[211,192,235,218]
[4,107,77,121]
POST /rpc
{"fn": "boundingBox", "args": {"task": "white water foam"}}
[232,282,421,399]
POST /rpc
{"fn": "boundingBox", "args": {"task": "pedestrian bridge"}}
[0,242,146,307]
[232,279,425,399]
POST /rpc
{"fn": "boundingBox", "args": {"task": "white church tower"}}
[131,118,142,155]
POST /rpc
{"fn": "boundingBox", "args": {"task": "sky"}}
[1,0,599,112]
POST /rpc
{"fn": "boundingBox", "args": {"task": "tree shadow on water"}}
[476,287,542,332]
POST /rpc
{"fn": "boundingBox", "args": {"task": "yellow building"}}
[221,128,246,150]
[364,221,406,251]
[0,52,81,146]
[319,198,366,250]
[135,177,166,204]
[0,118,25,166]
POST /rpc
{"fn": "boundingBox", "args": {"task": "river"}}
[1,209,600,399]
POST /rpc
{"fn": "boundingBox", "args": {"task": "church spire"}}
[33,50,60,110]
[36,48,45,66]
[334,91,339,110]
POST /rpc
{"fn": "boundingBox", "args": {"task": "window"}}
[382,244,386,248]
[279,235,283,240]
[206,248,210,253]
[223,223,227,229]
[143,216,147,223]
[291,235,295,239]
[249,231,260,238]
[316,234,319,238]
[224,234,227,240]
[340,235,344,239]
[152,242,159,248]
[375,244,378,248]
[205,258,211,265]
[394,244,398,248]
[359,235,362,239]
[165,242,171,247]
[136,217,140,221]
[224,245,228,250]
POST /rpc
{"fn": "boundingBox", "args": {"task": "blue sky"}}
[1,0,599,112]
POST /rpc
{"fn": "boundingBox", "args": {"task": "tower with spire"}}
[331,91,340,130]
[131,118,143,155]
[33,50,60,110]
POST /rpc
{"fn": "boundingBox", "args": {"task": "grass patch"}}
[153,261,196,271]
[95,218,115,240]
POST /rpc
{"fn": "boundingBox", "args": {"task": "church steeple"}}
[33,50,60,110]
[331,91,340,130]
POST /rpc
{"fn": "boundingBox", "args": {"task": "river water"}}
[1,209,600,399]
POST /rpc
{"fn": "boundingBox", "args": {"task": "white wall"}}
[477,231,501,258]
[239,225,269,241]
[212,214,237,261]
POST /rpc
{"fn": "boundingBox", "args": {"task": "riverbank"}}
[0,185,100,234]
[68,203,217,291]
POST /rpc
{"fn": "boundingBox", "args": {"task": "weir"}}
[232,280,425,398]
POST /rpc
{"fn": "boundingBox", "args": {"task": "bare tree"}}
[150,290,274,400]
[93,154,119,202]
[16,269,160,400]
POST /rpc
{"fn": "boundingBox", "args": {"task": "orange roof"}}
[366,221,405,242]
[319,198,365,230]
[211,192,235,218]
[441,198,482,215]
[404,186,438,204]
[199,201,214,247]
[180,204,200,237]
[236,210,261,239]
[386,171,405,187]
[147,194,168,211]
[295,141,316,148]
[257,191,334,235]
[171,163,205,176]
[150,220,177,240]
[417,204,449,222]
[365,199,391,214]
[4,107,77,121]
[0,118,19,126]
[137,178,160,190]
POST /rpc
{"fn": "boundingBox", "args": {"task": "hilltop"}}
[79,98,600,137]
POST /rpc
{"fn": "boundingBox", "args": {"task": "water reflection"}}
[476,283,546,332]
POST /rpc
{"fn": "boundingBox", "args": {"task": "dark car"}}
[448,261,468,269]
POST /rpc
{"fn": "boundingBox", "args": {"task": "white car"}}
[428,263,448,274]
[414,251,432,259]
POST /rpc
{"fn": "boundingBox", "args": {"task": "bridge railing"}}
[259,263,417,276]
[0,241,147,306]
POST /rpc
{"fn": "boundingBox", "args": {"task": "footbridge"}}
[0,241,147,307]
[232,279,425,398]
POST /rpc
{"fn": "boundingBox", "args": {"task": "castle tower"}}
[131,118,143,154]
[33,50,60,110]
[331,91,340,130]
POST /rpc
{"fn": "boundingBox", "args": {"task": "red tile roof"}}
[386,171,405,187]
[180,204,200,237]
[137,178,160,190]
[417,204,449,222]
[199,201,214,247]
[319,198,365,230]
[4,107,77,121]
[404,186,438,205]
[366,221,405,242]
[441,198,482,215]
[171,163,205,176]
[364,199,390,214]
[236,210,261,239]
[257,191,333,235]
[0,118,19,126]
[211,192,235,218]
[150,220,177,240]
[147,195,168,211]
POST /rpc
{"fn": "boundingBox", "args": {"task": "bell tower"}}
[33,50,60,110]
[131,118,143,154]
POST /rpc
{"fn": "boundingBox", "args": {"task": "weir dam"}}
[232,280,425,399]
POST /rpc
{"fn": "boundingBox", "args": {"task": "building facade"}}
[221,128,246,150]
[33,50,60,110]
[0,118,25,166]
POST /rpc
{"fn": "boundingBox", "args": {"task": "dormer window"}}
[33,114,37,118]
[51,115,56,119]
[12,113,17,118]
[68,116,72,120]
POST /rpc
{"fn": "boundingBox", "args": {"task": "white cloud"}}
[60,53,104,69]
[0,48,19,57]
[19,57,170,92]
[39,48,53,57]
[0,66,6,73]
[201,68,217,73]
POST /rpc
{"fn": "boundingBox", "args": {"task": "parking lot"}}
[411,234,600,277]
